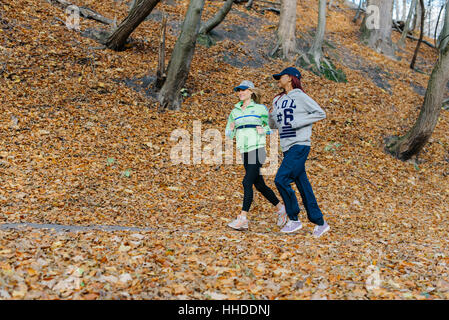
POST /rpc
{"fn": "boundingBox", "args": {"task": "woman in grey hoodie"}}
[268,67,330,238]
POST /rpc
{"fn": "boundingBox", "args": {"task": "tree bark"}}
[158,0,205,111]
[438,0,449,50]
[272,0,297,61]
[427,0,432,38]
[410,0,425,70]
[199,0,233,34]
[413,0,423,32]
[103,0,160,51]
[308,0,326,66]
[155,14,167,90]
[360,0,395,57]
[385,43,449,161]
[402,0,407,21]
[398,0,417,47]
[395,0,400,21]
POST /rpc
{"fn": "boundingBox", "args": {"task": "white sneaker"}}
[227,215,248,231]
[280,220,303,233]
[276,205,288,227]
[313,221,330,238]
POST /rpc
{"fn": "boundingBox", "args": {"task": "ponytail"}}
[290,75,305,93]
[250,87,263,104]
[274,75,305,101]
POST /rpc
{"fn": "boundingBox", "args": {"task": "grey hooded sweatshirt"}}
[268,89,326,152]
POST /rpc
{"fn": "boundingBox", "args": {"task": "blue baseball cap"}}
[273,67,302,80]
[233,80,255,91]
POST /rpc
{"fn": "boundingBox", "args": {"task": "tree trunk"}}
[410,0,425,70]
[352,0,365,23]
[155,14,167,90]
[438,0,449,50]
[103,0,160,51]
[158,0,205,111]
[308,0,326,66]
[414,0,423,32]
[402,0,407,21]
[360,0,395,57]
[427,0,432,38]
[272,0,297,61]
[395,0,400,20]
[398,0,418,47]
[199,0,233,34]
[385,43,449,161]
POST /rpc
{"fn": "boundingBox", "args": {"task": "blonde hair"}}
[250,87,263,104]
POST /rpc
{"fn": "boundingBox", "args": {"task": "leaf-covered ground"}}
[0,0,448,299]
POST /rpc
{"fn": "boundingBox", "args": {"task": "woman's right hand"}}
[230,122,235,130]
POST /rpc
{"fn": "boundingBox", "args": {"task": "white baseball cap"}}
[233,80,255,91]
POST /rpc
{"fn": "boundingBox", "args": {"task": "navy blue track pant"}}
[274,144,324,226]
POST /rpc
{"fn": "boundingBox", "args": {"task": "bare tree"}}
[158,0,205,110]
[438,0,449,50]
[296,0,344,81]
[410,0,425,70]
[385,43,449,161]
[402,0,407,21]
[271,0,297,61]
[102,0,161,51]
[360,0,396,57]
[199,0,234,34]
[398,0,418,47]
[308,0,326,64]
[412,0,423,31]
[301,0,327,68]
[428,0,433,38]
[395,0,400,21]
[352,0,365,23]
[154,14,167,90]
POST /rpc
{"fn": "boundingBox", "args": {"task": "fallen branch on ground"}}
[260,7,280,14]
[257,0,280,6]
[46,0,115,25]
[392,24,436,49]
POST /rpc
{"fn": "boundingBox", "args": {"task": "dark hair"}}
[290,75,305,92]
[274,75,305,103]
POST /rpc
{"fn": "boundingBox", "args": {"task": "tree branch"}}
[199,0,233,35]
[260,7,280,14]
[257,0,281,6]
[393,22,436,49]
[46,0,114,25]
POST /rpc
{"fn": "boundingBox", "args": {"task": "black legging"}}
[242,148,280,212]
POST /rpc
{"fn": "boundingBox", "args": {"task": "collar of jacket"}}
[235,100,256,110]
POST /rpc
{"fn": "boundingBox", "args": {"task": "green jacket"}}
[225,100,271,153]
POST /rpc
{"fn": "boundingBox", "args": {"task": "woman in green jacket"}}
[225,80,286,231]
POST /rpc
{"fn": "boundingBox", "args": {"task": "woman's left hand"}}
[256,126,265,134]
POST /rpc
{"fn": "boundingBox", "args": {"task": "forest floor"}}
[0,0,448,299]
